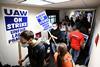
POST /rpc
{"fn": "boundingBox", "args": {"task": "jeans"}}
[71,49,80,63]
[49,43,56,54]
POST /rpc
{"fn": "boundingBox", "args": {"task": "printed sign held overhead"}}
[36,11,52,31]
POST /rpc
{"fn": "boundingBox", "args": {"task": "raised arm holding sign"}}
[36,11,57,45]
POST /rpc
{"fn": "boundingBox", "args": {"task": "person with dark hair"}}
[75,16,80,23]
[75,16,91,65]
[76,16,91,35]
[70,17,75,27]
[69,25,84,64]
[48,22,62,54]
[59,22,68,44]
[0,62,2,67]
[54,43,73,67]
[18,30,45,67]
[65,16,70,22]
[3,64,11,67]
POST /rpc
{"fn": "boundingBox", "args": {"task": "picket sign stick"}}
[48,31,57,46]
[18,41,23,67]
[17,7,23,67]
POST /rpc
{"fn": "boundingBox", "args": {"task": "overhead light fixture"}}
[42,0,71,3]
[21,0,51,5]
[16,0,27,3]
[19,0,71,5]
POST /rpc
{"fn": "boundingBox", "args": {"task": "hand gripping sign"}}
[36,11,57,45]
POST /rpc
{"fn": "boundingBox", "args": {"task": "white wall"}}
[0,4,45,65]
[0,3,68,65]
[1,3,98,66]
[88,6,100,67]
[65,9,75,17]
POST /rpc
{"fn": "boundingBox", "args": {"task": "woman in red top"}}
[54,43,73,67]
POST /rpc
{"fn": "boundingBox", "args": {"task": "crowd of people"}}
[18,14,91,67]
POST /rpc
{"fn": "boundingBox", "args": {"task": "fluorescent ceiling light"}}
[43,0,71,3]
[22,0,51,5]
[20,0,71,5]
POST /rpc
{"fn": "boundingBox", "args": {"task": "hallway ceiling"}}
[0,0,100,8]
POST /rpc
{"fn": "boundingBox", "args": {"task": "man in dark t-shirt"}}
[18,30,45,67]
[28,42,45,67]
[48,22,62,54]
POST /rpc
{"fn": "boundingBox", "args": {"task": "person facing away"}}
[70,17,75,27]
[75,15,91,35]
[69,25,84,63]
[54,43,73,67]
[18,30,45,67]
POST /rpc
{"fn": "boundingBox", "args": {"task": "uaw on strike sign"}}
[2,7,28,44]
[36,11,52,31]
